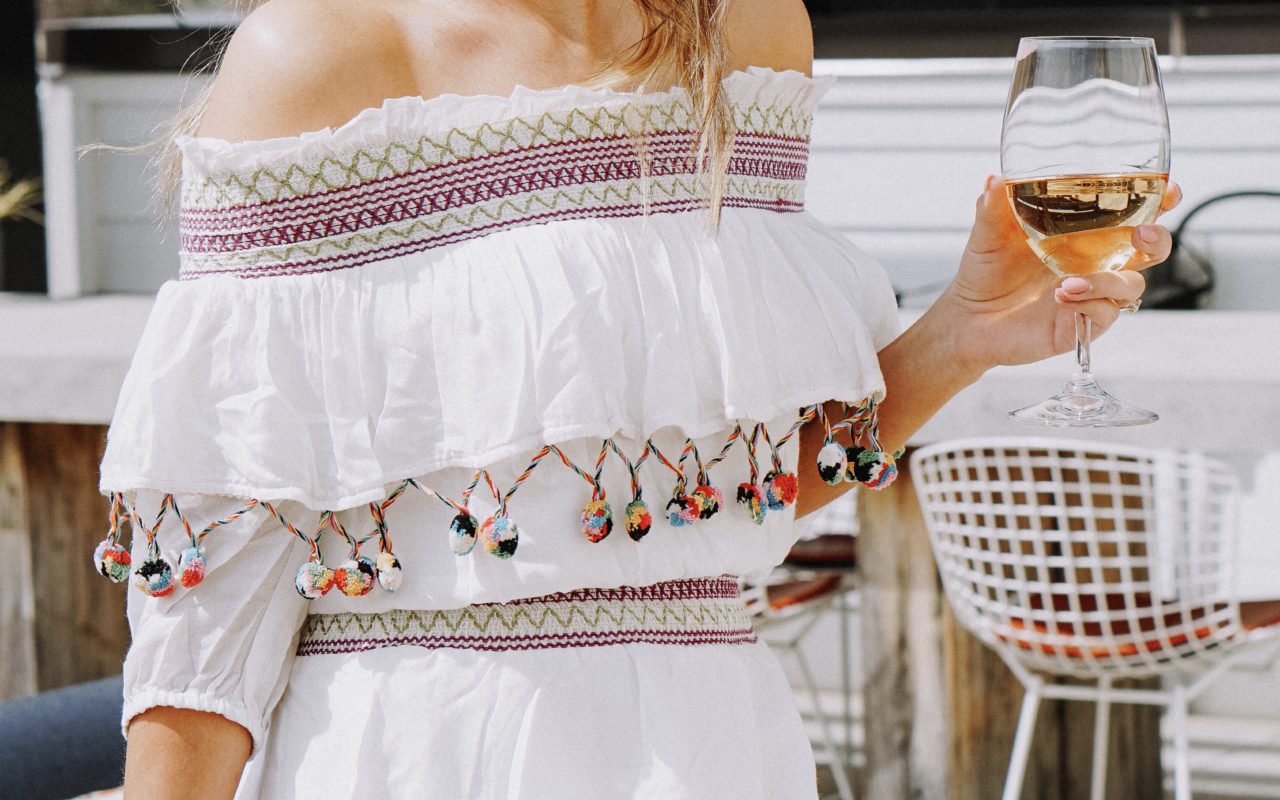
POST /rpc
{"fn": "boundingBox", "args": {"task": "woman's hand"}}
[796,175,1181,517]
[940,175,1181,375]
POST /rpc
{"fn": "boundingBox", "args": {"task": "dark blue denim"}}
[0,675,125,799]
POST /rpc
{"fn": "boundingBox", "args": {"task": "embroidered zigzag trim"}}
[94,399,901,600]
[294,575,755,655]
[181,98,813,206]
[176,97,814,280]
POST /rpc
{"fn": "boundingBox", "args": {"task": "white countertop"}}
[905,309,1280,457]
[0,291,152,424]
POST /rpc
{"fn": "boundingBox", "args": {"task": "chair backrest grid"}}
[998,445,1039,660]
[1115,451,1159,670]
[1048,448,1105,670]
[913,438,1246,679]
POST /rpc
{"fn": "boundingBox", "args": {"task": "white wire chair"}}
[910,436,1279,800]
[742,569,858,800]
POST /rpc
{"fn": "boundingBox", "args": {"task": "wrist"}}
[909,291,991,388]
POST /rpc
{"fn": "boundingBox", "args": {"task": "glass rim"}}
[1019,35,1156,45]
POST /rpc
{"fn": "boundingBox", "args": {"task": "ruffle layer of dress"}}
[100,209,898,509]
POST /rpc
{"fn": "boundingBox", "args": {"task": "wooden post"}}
[859,449,1163,799]
[0,422,37,700]
[944,612,1161,800]
[12,421,129,692]
[856,453,950,798]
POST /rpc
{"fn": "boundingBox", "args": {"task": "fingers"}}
[965,175,1023,256]
[1054,270,1146,307]
[1160,181,1183,214]
[1059,297,1123,335]
[1125,222,1173,269]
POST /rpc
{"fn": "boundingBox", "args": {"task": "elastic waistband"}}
[295,575,757,656]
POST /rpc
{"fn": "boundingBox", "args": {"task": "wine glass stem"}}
[1074,311,1092,380]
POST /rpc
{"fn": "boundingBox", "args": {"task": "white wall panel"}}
[808,55,1280,311]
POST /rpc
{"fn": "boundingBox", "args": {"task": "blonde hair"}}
[93,0,733,232]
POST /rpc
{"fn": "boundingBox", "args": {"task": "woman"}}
[100,0,1177,797]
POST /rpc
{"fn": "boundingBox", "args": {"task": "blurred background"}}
[1,2,1278,799]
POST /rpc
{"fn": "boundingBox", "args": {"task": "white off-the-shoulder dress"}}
[94,66,902,798]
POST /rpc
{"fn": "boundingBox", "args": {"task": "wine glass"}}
[1001,36,1170,426]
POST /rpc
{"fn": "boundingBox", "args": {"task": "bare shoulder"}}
[723,0,814,77]
[196,0,416,142]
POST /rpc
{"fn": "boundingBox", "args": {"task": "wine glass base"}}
[1009,387,1159,428]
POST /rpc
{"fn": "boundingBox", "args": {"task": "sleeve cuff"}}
[121,687,268,762]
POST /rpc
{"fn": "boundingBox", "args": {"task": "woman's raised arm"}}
[794,176,1180,518]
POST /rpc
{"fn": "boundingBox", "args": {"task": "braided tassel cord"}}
[96,395,897,598]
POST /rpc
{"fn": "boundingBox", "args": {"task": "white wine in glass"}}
[1007,173,1168,275]
[1001,36,1170,426]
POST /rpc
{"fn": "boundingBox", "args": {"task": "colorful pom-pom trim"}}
[449,511,479,556]
[480,514,519,559]
[295,559,335,599]
[846,446,898,490]
[581,498,614,543]
[376,551,403,593]
[93,539,131,583]
[816,441,848,486]
[133,556,176,598]
[763,471,799,510]
[666,494,699,527]
[334,556,376,597]
[736,482,767,525]
[624,499,652,541]
[100,398,899,599]
[690,484,723,519]
[177,546,207,588]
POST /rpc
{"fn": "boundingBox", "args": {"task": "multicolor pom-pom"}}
[449,511,479,556]
[863,455,897,489]
[666,494,699,527]
[376,551,403,592]
[480,514,519,559]
[624,499,652,541]
[334,556,376,597]
[763,471,799,510]
[816,441,848,486]
[846,446,898,489]
[690,484,722,519]
[133,556,176,598]
[581,498,614,543]
[736,482,767,525]
[177,546,207,588]
[93,539,131,583]
[295,559,336,599]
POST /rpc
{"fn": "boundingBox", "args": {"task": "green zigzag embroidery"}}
[302,599,751,639]
[181,173,802,272]
[183,98,812,207]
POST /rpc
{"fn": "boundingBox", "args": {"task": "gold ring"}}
[1119,299,1142,313]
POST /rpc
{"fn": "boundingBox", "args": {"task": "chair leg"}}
[793,644,856,800]
[1002,677,1044,800]
[1089,676,1112,800]
[1170,685,1192,800]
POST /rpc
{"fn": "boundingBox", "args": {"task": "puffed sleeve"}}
[119,489,312,759]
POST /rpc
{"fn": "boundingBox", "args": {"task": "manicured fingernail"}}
[1061,277,1090,294]
[985,175,998,191]
[1138,225,1158,242]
